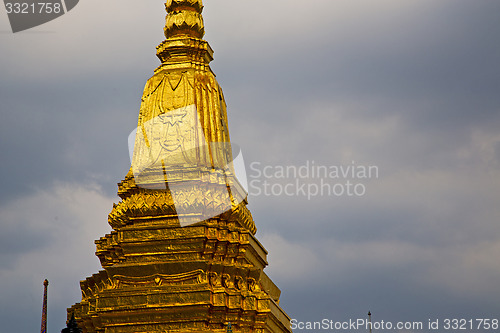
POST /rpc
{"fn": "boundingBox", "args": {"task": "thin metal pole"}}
[40,279,49,333]
[368,311,372,333]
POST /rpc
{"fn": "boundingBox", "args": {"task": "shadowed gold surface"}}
[69,1,292,332]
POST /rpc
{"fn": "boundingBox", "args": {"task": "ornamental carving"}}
[113,269,206,288]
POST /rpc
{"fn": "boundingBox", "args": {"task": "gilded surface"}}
[69,1,291,332]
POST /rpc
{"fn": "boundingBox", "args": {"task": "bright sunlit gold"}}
[69,1,292,332]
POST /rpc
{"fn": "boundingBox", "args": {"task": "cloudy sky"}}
[1,1,500,332]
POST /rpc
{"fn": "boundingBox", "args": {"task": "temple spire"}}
[69,2,291,331]
[40,279,48,333]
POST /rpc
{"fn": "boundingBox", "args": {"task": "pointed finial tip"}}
[62,313,82,333]
[368,311,371,316]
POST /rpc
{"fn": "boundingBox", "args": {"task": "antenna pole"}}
[40,279,49,333]
[368,311,372,333]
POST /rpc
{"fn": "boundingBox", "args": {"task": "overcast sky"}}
[1,1,500,332]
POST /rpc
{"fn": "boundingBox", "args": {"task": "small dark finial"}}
[368,311,373,333]
[43,279,49,286]
[61,313,82,333]
[227,322,233,333]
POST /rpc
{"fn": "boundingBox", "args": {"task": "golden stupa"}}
[68,1,292,332]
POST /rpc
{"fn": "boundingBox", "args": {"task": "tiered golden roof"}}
[69,1,292,332]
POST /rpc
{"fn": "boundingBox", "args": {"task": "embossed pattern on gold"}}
[164,0,204,39]
[69,1,292,332]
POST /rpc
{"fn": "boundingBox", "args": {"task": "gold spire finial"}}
[156,0,211,65]
[164,0,204,39]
